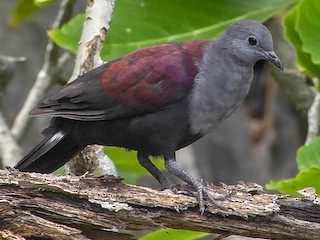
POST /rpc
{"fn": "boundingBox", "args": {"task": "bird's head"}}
[222,19,283,70]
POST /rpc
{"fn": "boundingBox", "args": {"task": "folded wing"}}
[31,41,209,121]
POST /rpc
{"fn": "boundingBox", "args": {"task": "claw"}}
[163,157,228,214]
[193,180,228,214]
[196,185,205,214]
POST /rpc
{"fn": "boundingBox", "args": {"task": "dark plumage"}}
[15,20,282,213]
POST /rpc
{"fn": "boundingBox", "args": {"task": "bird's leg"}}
[164,155,225,214]
[137,152,176,190]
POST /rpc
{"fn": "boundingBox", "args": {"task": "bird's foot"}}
[163,157,229,213]
[192,179,228,214]
[160,179,229,214]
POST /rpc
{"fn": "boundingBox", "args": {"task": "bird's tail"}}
[15,131,83,173]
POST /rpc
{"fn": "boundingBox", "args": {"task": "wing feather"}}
[30,41,209,121]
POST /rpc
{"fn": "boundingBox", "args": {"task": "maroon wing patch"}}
[101,41,209,111]
[31,40,209,121]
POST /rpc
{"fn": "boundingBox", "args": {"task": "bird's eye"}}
[247,36,257,46]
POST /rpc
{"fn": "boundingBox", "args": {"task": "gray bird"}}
[15,19,283,213]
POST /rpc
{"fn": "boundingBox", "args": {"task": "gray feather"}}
[190,20,281,134]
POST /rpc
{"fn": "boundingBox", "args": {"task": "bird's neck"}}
[189,41,254,135]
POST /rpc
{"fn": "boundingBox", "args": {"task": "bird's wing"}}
[30,41,209,121]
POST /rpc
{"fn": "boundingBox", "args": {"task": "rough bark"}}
[0,170,319,240]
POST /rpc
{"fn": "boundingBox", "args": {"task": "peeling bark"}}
[0,170,319,240]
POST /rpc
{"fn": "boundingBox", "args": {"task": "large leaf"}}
[295,0,320,65]
[297,137,320,172]
[139,228,210,240]
[49,0,297,61]
[284,0,320,78]
[48,14,85,54]
[266,167,320,196]
[103,0,297,60]
[266,137,320,195]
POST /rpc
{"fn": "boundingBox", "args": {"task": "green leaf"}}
[9,0,39,27]
[283,0,320,77]
[296,0,320,65]
[49,0,297,60]
[102,0,298,60]
[139,228,210,240]
[266,137,320,195]
[104,147,163,184]
[297,137,320,172]
[48,14,85,54]
[266,167,320,196]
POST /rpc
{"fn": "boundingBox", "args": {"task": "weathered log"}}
[0,169,319,240]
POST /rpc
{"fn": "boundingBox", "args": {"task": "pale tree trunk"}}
[64,0,118,177]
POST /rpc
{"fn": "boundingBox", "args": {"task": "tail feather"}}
[15,131,83,173]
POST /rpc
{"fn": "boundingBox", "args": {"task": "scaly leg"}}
[164,154,225,214]
[137,152,175,190]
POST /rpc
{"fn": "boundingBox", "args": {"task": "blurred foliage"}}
[9,0,39,26]
[267,137,320,196]
[9,0,55,26]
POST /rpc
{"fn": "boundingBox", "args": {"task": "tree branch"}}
[0,54,26,102]
[11,0,75,141]
[0,170,319,240]
[0,113,22,167]
[0,55,25,167]
[70,0,116,80]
